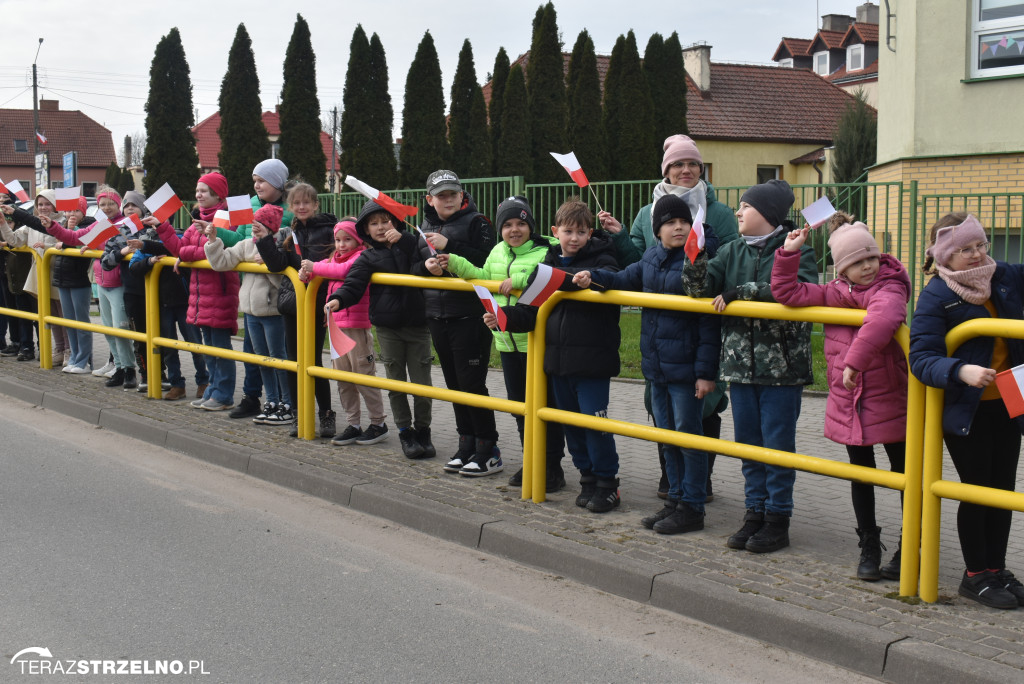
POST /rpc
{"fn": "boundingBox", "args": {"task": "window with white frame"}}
[813,51,829,75]
[778,58,794,68]
[972,0,1024,77]
[756,166,781,185]
[847,44,864,71]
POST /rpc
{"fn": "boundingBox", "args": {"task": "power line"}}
[0,87,30,107]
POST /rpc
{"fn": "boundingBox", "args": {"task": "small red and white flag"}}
[344,175,419,220]
[226,195,254,226]
[144,183,184,223]
[684,206,706,265]
[0,178,8,195]
[81,217,118,250]
[54,186,82,212]
[36,130,47,145]
[118,214,143,234]
[212,210,231,230]
[517,264,567,307]
[327,314,357,360]
[550,151,590,188]
[473,284,507,331]
[415,226,437,255]
[5,179,29,202]
[995,364,1024,418]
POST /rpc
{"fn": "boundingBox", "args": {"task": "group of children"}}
[2,154,1022,609]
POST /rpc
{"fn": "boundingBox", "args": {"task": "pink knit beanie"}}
[829,222,881,276]
[926,214,987,268]
[334,219,362,244]
[661,134,703,177]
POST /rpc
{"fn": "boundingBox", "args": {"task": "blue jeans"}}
[97,285,133,370]
[57,286,93,369]
[245,313,289,406]
[651,382,707,511]
[199,326,235,403]
[550,375,618,479]
[730,383,802,516]
[241,315,262,399]
[159,306,209,388]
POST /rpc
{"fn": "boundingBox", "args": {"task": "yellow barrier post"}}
[899,370,926,597]
[144,259,165,398]
[298,275,317,440]
[31,247,52,370]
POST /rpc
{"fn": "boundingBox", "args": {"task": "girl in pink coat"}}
[771,214,910,583]
[304,219,387,447]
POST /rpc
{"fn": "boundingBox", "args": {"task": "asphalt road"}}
[0,401,880,683]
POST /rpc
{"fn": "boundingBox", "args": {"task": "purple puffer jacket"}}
[157,221,240,333]
[772,250,911,446]
[310,246,371,330]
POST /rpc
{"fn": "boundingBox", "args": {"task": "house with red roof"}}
[0,99,116,197]
[191,109,338,189]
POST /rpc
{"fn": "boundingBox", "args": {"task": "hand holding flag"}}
[473,284,507,331]
[226,195,255,226]
[517,264,568,307]
[684,206,706,265]
[801,196,837,229]
[327,313,357,360]
[81,217,118,250]
[344,176,419,220]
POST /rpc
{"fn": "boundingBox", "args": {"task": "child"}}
[489,199,622,509]
[416,169,498,470]
[910,213,1024,610]
[324,200,436,457]
[155,173,240,411]
[204,204,293,425]
[772,214,909,580]
[438,196,566,485]
[308,219,388,446]
[683,179,815,552]
[574,195,721,531]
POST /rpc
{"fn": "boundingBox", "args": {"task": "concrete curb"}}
[883,639,1023,684]
[248,452,362,507]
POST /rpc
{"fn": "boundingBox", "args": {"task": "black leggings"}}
[846,442,906,531]
[944,400,1021,573]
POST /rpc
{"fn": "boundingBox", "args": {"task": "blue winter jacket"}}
[909,261,1024,436]
[590,242,721,385]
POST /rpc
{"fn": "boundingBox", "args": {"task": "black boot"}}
[586,478,620,513]
[856,526,884,581]
[576,473,597,508]
[415,427,436,459]
[745,512,790,553]
[104,368,125,387]
[727,509,764,549]
[399,428,426,459]
[122,367,138,390]
[880,542,902,581]
[229,394,261,419]
[641,500,678,530]
[653,501,705,535]
[445,435,475,472]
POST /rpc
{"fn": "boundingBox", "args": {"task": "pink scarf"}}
[197,200,226,223]
[935,256,996,305]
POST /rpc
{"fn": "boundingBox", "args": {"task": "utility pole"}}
[330,106,338,193]
[32,38,43,193]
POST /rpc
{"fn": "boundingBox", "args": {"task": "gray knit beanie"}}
[252,159,289,190]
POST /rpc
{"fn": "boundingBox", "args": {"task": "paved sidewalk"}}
[3,333,1023,683]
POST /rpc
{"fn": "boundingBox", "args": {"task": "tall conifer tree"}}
[488,48,510,176]
[218,24,269,196]
[465,86,491,177]
[449,40,490,177]
[566,30,608,181]
[279,14,326,190]
[366,33,397,188]
[399,31,449,188]
[495,65,531,178]
[340,25,375,182]
[645,32,688,154]
[526,2,567,182]
[142,28,199,198]
[603,31,656,181]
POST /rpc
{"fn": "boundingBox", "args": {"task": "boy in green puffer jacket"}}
[437,196,566,490]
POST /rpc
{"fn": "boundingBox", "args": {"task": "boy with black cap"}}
[414,170,500,474]
[683,179,816,553]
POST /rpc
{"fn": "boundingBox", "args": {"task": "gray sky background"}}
[0,0,864,158]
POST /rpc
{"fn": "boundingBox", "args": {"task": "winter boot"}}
[586,477,621,513]
[653,501,705,535]
[880,542,902,581]
[445,435,475,473]
[727,509,764,549]
[641,500,678,530]
[575,473,597,508]
[104,368,125,388]
[122,367,138,390]
[399,428,426,459]
[230,394,261,419]
[415,427,436,459]
[745,512,790,553]
[856,526,884,581]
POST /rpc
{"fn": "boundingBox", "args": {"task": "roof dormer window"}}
[847,44,864,71]
[779,57,794,68]
[813,50,829,75]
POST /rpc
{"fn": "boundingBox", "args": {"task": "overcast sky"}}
[0,0,866,158]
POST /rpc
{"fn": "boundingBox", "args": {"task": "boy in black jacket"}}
[325,199,441,459]
[486,199,623,511]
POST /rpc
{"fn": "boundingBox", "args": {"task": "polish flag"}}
[212,210,231,230]
[118,214,143,235]
[344,175,419,220]
[327,314,356,360]
[81,217,118,250]
[6,179,29,202]
[54,186,82,212]
[995,364,1024,418]
[473,284,507,331]
[227,195,254,226]
[517,264,567,307]
[36,131,47,145]
[416,226,437,255]
[144,183,184,223]
[550,151,590,188]
[684,206,706,265]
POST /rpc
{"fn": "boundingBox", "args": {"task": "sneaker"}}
[273,403,295,424]
[319,409,337,438]
[200,398,234,411]
[508,468,523,486]
[355,423,389,445]
[415,427,436,459]
[959,570,1019,609]
[190,398,207,408]
[137,381,148,393]
[445,435,476,473]
[996,569,1024,606]
[104,366,117,378]
[0,346,18,357]
[399,428,426,459]
[230,394,261,419]
[586,478,621,513]
[63,350,72,367]
[332,425,363,445]
[122,368,138,390]
[16,348,34,362]
[64,365,91,375]
[460,450,503,477]
[576,475,597,508]
[252,402,279,425]
[163,386,187,401]
[507,466,566,492]
[93,360,115,376]
[104,368,126,388]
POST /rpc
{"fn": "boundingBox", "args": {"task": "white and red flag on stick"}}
[227,195,254,226]
[344,175,419,220]
[118,214,143,235]
[995,364,1024,418]
[473,285,507,331]
[684,206,706,265]
[212,210,231,230]
[144,183,184,223]
[54,186,82,212]
[5,179,29,202]
[550,151,590,188]
[36,131,47,145]
[415,227,437,255]
[327,314,357,360]
[81,217,118,250]
[517,264,567,307]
